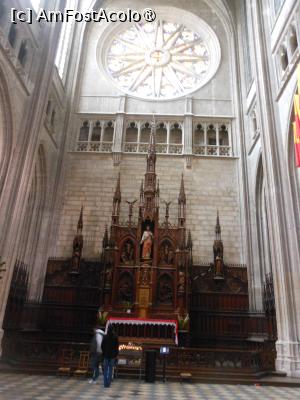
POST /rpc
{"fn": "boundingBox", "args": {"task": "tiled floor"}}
[0,373,299,400]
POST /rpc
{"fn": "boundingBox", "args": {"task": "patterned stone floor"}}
[0,373,299,400]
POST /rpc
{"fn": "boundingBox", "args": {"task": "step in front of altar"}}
[1,336,280,385]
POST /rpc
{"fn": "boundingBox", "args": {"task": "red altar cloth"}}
[106,317,178,345]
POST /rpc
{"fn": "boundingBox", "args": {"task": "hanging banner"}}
[293,64,300,168]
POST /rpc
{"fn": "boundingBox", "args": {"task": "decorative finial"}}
[103,225,109,248]
[113,172,121,203]
[164,200,172,225]
[178,173,186,204]
[77,206,83,231]
[215,211,221,239]
[187,230,193,250]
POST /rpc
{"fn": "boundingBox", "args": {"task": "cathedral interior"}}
[0,0,300,392]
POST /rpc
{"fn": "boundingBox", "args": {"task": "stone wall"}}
[54,153,242,264]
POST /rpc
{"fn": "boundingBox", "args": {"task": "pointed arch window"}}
[193,121,232,156]
[91,121,102,141]
[55,0,75,80]
[76,119,115,153]
[18,40,28,67]
[124,120,183,155]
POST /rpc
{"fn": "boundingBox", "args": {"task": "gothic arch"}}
[0,65,13,199]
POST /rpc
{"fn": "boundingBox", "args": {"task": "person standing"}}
[101,325,119,388]
[89,327,105,384]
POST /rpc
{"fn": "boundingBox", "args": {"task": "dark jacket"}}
[101,332,119,359]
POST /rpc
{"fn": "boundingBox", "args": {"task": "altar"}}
[106,317,178,345]
[100,120,192,344]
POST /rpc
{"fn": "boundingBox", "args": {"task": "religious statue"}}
[140,225,153,259]
[215,255,224,278]
[160,243,174,265]
[105,267,112,289]
[118,280,133,303]
[158,278,173,304]
[71,233,83,272]
[121,241,135,265]
[178,270,185,294]
[126,199,137,225]
[163,200,172,226]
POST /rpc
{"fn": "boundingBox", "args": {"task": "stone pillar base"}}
[276,340,300,377]
[0,328,4,357]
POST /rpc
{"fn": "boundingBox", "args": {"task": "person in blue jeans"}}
[101,325,119,388]
[89,327,105,384]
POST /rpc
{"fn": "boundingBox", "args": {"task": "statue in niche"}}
[178,270,185,294]
[158,276,173,304]
[105,268,112,289]
[160,243,174,265]
[215,255,225,279]
[118,279,133,304]
[71,233,83,272]
[140,225,153,259]
[121,241,135,265]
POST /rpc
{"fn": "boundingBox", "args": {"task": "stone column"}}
[0,3,63,355]
[112,96,126,166]
[251,0,300,376]
[184,97,193,168]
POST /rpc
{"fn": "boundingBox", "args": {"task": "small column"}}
[204,123,208,155]
[112,96,126,166]
[228,123,233,156]
[216,123,220,156]
[137,121,141,152]
[166,122,170,154]
[178,174,186,249]
[112,114,124,166]
[184,97,193,168]
[87,120,93,151]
